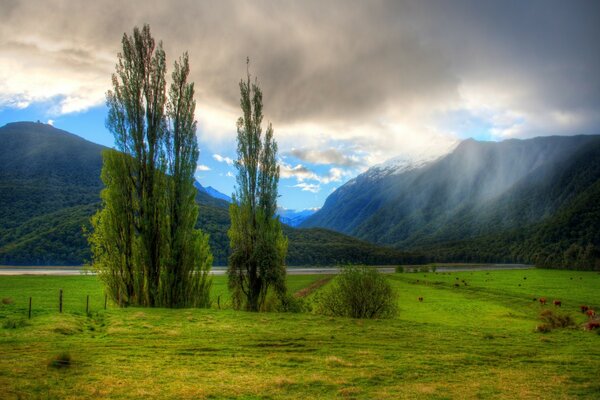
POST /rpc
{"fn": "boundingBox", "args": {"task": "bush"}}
[314,265,397,319]
[2,318,28,329]
[539,309,576,330]
[395,266,405,273]
[1,297,13,305]
[260,292,307,313]
[536,323,552,333]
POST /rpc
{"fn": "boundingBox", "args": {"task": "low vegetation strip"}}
[293,276,332,298]
[1,270,599,399]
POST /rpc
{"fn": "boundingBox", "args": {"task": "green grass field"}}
[1,269,599,399]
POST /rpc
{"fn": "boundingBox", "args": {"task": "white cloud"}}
[294,183,320,193]
[213,154,234,165]
[279,161,351,187]
[47,119,54,126]
[226,171,234,178]
[196,164,210,171]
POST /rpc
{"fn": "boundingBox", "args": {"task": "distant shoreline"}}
[0,264,533,276]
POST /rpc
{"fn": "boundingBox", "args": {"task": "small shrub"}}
[1,297,13,305]
[314,265,397,319]
[536,323,552,333]
[395,266,405,273]
[48,352,71,369]
[539,309,575,329]
[419,266,430,273]
[2,318,28,329]
[260,292,307,313]
[276,294,307,313]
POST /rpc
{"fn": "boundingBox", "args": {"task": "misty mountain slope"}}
[277,208,317,227]
[302,135,600,251]
[419,176,600,269]
[400,136,600,247]
[0,121,418,266]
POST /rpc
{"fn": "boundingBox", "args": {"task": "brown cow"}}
[580,305,589,313]
[539,297,547,305]
[586,321,600,330]
[586,309,596,318]
[553,300,562,307]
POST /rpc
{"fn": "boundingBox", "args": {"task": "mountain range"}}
[193,182,316,227]
[0,121,421,266]
[302,135,600,269]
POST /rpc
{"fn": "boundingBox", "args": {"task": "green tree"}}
[228,61,288,311]
[90,24,212,307]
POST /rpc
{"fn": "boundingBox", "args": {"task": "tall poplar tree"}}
[228,61,288,311]
[89,25,212,308]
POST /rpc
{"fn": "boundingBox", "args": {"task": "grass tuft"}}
[2,317,28,329]
[48,352,71,369]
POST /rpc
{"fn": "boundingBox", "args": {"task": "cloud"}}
[279,161,350,185]
[293,182,320,193]
[1,0,598,167]
[47,119,54,126]
[196,164,210,171]
[213,154,234,165]
[286,148,362,167]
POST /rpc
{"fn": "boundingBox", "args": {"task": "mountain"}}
[276,208,317,227]
[194,181,232,203]
[302,135,600,269]
[0,121,419,266]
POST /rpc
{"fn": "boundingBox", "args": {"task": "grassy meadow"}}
[1,269,599,399]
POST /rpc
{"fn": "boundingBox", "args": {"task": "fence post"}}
[28,297,32,319]
[59,289,63,313]
[86,295,89,315]
[104,294,107,310]
[217,295,221,310]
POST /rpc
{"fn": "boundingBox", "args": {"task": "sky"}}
[1,0,599,210]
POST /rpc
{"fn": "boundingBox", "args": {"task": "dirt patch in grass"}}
[294,277,332,298]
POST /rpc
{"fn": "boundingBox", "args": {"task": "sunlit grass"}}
[1,270,599,399]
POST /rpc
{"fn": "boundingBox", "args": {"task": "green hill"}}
[0,121,417,266]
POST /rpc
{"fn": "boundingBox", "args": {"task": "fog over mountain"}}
[302,134,600,268]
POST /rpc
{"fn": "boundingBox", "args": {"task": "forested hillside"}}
[302,135,600,270]
[0,121,417,266]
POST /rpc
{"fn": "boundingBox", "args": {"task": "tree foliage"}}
[89,25,212,308]
[228,61,288,311]
[314,265,398,319]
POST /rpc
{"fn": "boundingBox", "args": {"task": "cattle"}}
[586,321,600,330]
[539,297,547,305]
[580,305,589,313]
[553,300,562,307]
[586,309,596,318]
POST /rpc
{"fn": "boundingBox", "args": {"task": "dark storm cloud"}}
[1,0,599,139]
